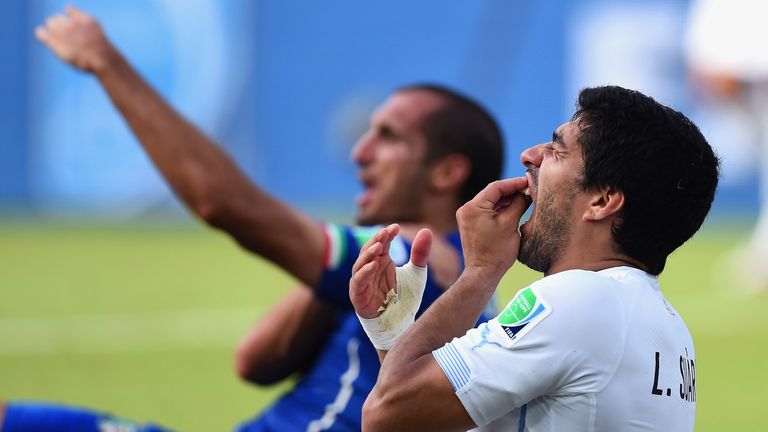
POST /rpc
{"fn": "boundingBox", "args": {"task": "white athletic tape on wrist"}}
[357,261,428,350]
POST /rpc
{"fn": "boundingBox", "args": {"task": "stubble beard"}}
[518,192,572,274]
[355,171,427,226]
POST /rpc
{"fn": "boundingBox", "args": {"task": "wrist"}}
[356,262,428,350]
[91,43,122,78]
[460,264,506,290]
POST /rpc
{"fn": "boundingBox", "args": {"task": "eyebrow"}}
[552,131,565,149]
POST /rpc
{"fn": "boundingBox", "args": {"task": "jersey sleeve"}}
[314,224,411,309]
[432,272,625,427]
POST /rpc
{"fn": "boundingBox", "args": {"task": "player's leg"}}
[0,401,173,432]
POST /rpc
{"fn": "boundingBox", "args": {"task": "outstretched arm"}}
[349,177,531,431]
[35,6,325,286]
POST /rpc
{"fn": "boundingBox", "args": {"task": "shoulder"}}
[507,270,627,345]
[531,269,626,311]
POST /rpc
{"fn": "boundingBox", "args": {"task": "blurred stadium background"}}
[0,0,765,430]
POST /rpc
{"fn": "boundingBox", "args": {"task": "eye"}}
[379,125,397,140]
[549,143,566,160]
[544,143,559,159]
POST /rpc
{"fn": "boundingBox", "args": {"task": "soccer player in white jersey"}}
[349,86,719,431]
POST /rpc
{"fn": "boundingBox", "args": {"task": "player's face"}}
[518,122,586,274]
[351,90,445,225]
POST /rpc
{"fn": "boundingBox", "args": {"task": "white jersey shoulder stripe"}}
[433,342,471,391]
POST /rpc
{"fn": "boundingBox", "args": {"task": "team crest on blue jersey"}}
[498,287,550,342]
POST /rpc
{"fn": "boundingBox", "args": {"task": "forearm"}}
[91,49,325,285]
[363,268,498,430]
[94,50,250,221]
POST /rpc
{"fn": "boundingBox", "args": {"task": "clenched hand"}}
[35,5,116,74]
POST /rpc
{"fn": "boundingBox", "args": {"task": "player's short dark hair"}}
[397,84,504,203]
[573,86,720,275]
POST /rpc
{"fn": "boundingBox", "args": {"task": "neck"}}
[417,196,461,236]
[546,256,645,276]
[544,228,648,276]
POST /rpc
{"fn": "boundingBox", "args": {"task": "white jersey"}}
[433,267,697,431]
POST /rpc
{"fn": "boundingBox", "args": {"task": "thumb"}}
[34,26,50,44]
[66,4,84,19]
[409,228,432,268]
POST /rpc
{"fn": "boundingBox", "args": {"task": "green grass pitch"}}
[0,221,765,431]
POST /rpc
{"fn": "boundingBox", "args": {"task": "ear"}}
[583,185,624,222]
[428,154,471,193]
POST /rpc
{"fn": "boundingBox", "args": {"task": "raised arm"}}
[35,6,326,286]
[349,177,531,431]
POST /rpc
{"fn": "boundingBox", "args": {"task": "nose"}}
[520,143,546,168]
[351,132,375,165]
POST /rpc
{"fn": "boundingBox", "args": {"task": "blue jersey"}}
[236,224,496,432]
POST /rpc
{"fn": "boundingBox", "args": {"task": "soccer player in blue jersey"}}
[0,6,504,431]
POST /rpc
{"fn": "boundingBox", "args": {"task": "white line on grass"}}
[0,308,262,355]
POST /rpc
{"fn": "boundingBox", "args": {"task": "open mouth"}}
[525,171,537,203]
[519,173,536,233]
[357,174,377,206]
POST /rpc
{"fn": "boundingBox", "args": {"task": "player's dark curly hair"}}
[573,86,720,275]
[398,84,504,204]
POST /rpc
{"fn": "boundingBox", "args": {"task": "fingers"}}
[350,260,378,296]
[349,260,381,319]
[66,5,82,19]
[45,13,69,32]
[409,228,432,268]
[377,224,399,257]
[36,6,93,43]
[352,241,383,274]
[34,26,50,44]
[359,224,399,255]
[458,177,529,222]
[67,5,92,24]
[353,224,399,274]
[36,13,68,46]
[495,192,532,225]
[472,177,528,208]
